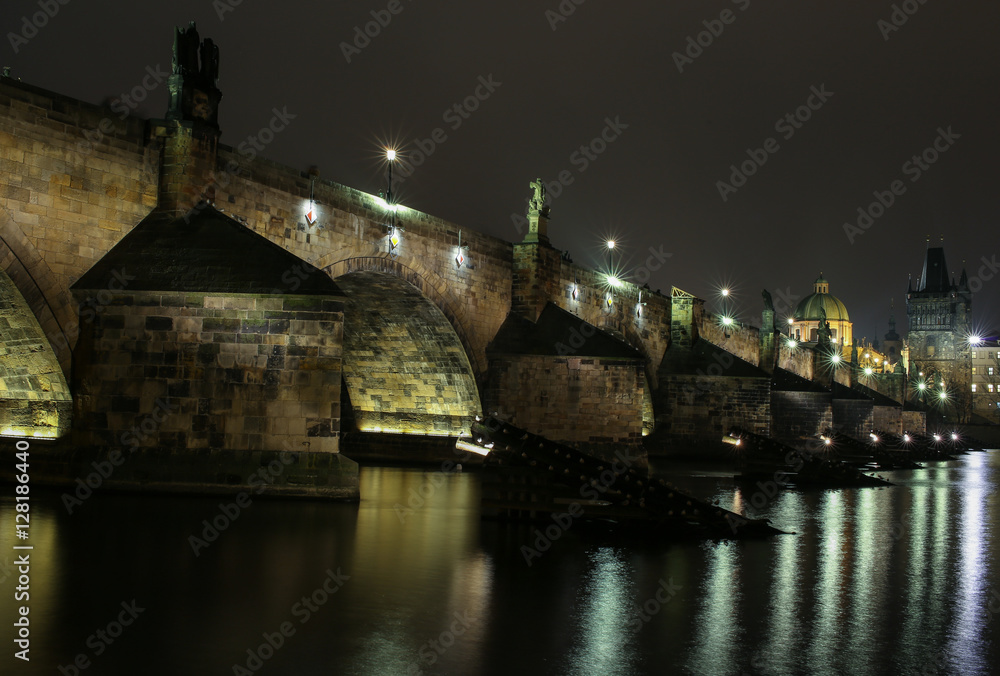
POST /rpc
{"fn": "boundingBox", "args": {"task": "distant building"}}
[971,337,1000,422]
[790,274,853,348]
[905,245,973,418]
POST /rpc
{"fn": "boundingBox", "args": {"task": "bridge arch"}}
[0,267,72,438]
[324,258,482,437]
[0,206,76,375]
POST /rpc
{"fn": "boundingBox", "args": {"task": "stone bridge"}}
[0,36,916,497]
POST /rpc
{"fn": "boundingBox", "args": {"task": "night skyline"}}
[2,0,997,340]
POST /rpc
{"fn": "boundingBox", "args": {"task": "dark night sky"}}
[2,0,998,341]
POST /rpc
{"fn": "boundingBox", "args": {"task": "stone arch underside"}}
[0,206,76,376]
[334,270,482,437]
[0,267,72,438]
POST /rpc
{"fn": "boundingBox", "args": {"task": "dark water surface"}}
[2,451,998,675]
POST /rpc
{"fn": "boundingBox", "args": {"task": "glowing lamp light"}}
[939,391,948,401]
[786,339,797,349]
[606,239,616,250]
[951,433,959,441]
[918,382,927,390]
[721,316,734,326]
[864,367,873,376]
[386,148,397,161]
[870,434,880,443]
[606,275,623,288]
[831,354,841,363]
[903,434,911,443]
[933,434,942,442]
[970,335,983,345]
[787,318,794,325]
[721,288,730,297]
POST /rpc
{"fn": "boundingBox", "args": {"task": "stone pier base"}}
[0,441,359,501]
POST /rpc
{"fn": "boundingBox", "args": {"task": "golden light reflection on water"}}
[0,497,60,660]
[350,466,492,676]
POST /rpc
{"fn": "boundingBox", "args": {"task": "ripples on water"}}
[0,452,997,675]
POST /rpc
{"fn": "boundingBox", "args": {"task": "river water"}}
[1,450,998,675]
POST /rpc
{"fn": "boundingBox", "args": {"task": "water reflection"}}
[564,547,635,676]
[687,540,741,675]
[0,454,997,674]
[809,490,847,675]
[947,452,991,675]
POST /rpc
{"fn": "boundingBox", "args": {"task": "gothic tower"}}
[905,244,972,414]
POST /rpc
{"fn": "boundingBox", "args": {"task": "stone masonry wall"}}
[873,405,903,435]
[902,410,926,433]
[770,391,833,447]
[485,354,646,451]
[0,79,157,371]
[831,399,873,440]
[0,267,71,437]
[71,290,343,455]
[657,375,771,450]
[551,259,672,391]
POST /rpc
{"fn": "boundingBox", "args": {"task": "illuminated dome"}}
[793,275,850,322]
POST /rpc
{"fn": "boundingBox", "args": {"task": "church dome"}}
[793,274,850,322]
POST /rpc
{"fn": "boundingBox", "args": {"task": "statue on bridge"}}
[528,178,551,218]
[167,22,222,129]
[761,288,774,312]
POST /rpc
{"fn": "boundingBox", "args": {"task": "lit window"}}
[972,384,977,392]
[990,367,996,376]
[990,384,996,393]
[973,367,977,374]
